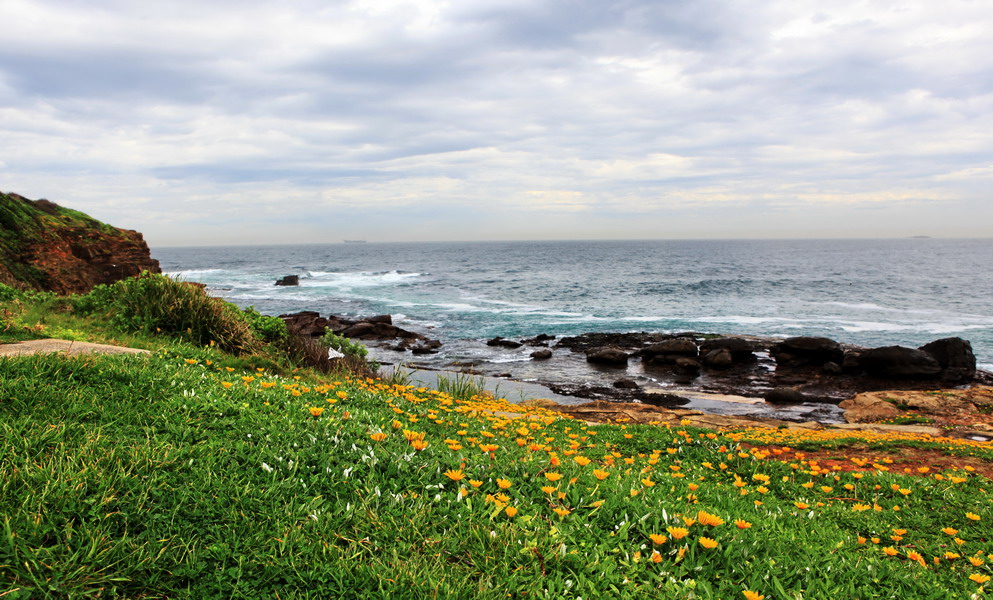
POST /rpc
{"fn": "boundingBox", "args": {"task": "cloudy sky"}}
[2,0,992,246]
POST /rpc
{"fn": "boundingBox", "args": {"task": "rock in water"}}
[275,275,300,286]
[858,346,942,379]
[586,347,630,366]
[919,337,976,382]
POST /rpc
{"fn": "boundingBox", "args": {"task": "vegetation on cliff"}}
[1,283,992,598]
[0,191,160,294]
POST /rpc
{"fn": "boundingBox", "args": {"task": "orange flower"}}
[742,592,765,600]
[942,527,959,536]
[593,469,610,481]
[496,478,512,489]
[553,507,571,517]
[696,511,725,527]
[794,502,810,510]
[574,456,591,466]
[970,574,991,584]
[698,537,718,549]
[667,526,689,540]
[444,469,465,482]
[882,547,898,557]
[308,406,325,417]
[469,479,483,488]
[504,506,518,517]
[544,472,563,482]
[649,534,667,545]
[734,519,752,529]
[410,439,428,451]
[966,512,981,521]
[650,550,663,563]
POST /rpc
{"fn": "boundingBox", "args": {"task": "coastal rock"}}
[839,394,901,423]
[765,388,808,404]
[919,337,976,382]
[586,347,630,366]
[701,348,733,369]
[674,357,701,377]
[0,191,161,294]
[613,378,639,389]
[274,275,299,286]
[642,338,698,365]
[859,346,942,379]
[772,336,844,367]
[279,311,439,349]
[523,334,555,346]
[699,337,756,361]
[530,349,553,360]
[487,337,523,349]
[366,314,394,325]
[411,340,442,354]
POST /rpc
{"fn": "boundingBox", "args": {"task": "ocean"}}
[153,239,993,378]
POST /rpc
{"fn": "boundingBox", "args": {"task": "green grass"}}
[2,350,991,599]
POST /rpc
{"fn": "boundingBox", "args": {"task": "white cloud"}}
[1,0,992,244]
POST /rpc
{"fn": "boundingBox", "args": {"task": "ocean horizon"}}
[153,238,993,372]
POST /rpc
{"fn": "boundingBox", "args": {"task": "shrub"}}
[320,330,368,360]
[76,272,263,354]
[243,307,289,345]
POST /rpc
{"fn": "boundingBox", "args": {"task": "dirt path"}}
[0,339,149,357]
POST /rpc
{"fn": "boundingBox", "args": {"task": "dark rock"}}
[411,340,442,354]
[644,338,698,357]
[340,322,376,338]
[859,346,942,379]
[822,361,842,375]
[275,275,299,286]
[700,337,755,360]
[674,357,701,377]
[487,337,524,349]
[772,337,844,366]
[841,352,861,372]
[919,337,976,382]
[530,349,553,360]
[523,334,556,346]
[765,388,808,404]
[586,347,630,366]
[702,348,733,369]
[613,378,639,389]
[366,314,393,325]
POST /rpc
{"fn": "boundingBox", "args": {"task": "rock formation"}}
[0,191,160,294]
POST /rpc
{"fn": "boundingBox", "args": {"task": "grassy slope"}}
[2,345,991,599]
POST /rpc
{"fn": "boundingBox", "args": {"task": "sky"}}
[2,0,992,246]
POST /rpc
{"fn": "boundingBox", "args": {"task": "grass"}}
[1,348,991,599]
[2,279,992,598]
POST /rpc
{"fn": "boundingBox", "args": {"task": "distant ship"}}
[343,240,367,244]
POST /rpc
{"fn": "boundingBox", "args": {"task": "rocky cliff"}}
[0,191,160,294]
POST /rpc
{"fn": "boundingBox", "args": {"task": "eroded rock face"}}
[0,191,160,294]
[919,337,976,382]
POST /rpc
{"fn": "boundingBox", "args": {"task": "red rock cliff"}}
[0,191,161,295]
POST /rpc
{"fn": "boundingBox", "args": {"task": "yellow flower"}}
[742,592,765,600]
[968,556,984,567]
[574,456,591,466]
[667,526,689,540]
[882,547,898,557]
[907,550,925,566]
[642,478,656,487]
[444,469,465,482]
[970,574,991,584]
[496,478,512,489]
[553,507,571,517]
[944,552,961,560]
[966,512,981,521]
[544,472,563,482]
[410,439,428,451]
[541,485,556,494]
[696,511,725,527]
[698,537,718,549]
[469,479,483,488]
[221,381,233,389]
[308,406,325,417]
[369,432,388,442]
[593,469,610,481]
[504,506,518,517]
[649,534,667,545]
[942,527,959,536]
[734,519,752,529]
[794,502,809,510]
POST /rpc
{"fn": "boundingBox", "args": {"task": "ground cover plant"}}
[2,347,991,599]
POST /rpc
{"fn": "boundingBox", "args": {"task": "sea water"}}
[154,239,993,371]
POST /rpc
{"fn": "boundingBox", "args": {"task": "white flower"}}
[261,463,273,473]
